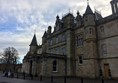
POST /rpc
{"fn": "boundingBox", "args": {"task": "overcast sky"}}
[0,0,112,62]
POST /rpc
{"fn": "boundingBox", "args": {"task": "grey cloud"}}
[0,0,112,61]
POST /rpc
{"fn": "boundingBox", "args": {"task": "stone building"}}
[22,0,118,78]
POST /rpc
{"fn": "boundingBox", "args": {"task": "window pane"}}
[62,47,66,55]
[53,60,57,71]
[79,56,83,64]
[76,34,83,47]
[100,26,104,32]
[89,28,92,34]
[101,44,107,56]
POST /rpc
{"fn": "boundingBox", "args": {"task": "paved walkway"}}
[0,73,118,83]
[0,73,53,83]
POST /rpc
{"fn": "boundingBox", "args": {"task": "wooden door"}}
[104,64,109,78]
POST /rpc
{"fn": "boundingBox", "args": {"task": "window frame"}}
[76,33,83,47]
[52,60,58,72]
[100,25,104,33]
[78,56,83,64]
[101,44,107,56]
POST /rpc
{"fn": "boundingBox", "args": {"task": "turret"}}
[75,11,82,27]
[54,15,62,32]
[29,34,38,54]
[82,4,99,78]
[110,0,118,14]
[83,4,95,26]
[83,4,96,41]
[62,13,74,29]
[47,26,52,35]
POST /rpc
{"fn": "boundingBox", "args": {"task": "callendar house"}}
[22,0,118,79]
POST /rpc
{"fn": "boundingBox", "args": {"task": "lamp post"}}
[64,53,67,83]
[65,54,67,76]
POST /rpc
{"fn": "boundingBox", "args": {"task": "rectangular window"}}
[58,35,60,43]
[49,39,53,46]
[53,60,57,72]
[78,55,83,64]
[62,34,66,42]
[76,34,83,47]
[101,44,107,56]
[55,48,57,54]
[62,47,66,55]
[56,37,59,44]
[56,48,59,54]
[100,26,104,32]
[89,28,93,34]
[50,49,53,53]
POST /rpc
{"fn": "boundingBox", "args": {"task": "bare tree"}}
[0,47,20,72]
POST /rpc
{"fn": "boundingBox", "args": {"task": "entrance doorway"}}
[103,63,109,78]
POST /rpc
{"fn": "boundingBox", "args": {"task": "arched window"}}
[52,60,57,72]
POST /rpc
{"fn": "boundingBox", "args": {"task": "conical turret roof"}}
[84,5,93,15]
[30,34,38,46]
[42,31,47,37]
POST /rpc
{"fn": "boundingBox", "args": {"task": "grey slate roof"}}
[42,31,47,37]
[30,34,38,46]
[84,5,93,15]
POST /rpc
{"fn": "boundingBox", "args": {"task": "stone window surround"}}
[76,33,83,47]
[78,55,83,64]
[52,60,58,72]
[100,25,104,33]
[101,43,107,56]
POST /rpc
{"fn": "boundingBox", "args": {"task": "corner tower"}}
[82,4,99,78]
[110,0,118,14]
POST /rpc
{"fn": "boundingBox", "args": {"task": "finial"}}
[45,27,46,31]
[72,10,73,14]
[56,15,59,19]
[62,13,63,17]
[34,27,36,35]
[94,6,96,12]
[87,0,89,5]
[69,8,71,13]
[77,10,80,15]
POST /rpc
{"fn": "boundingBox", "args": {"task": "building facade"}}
[22,0,118,78]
